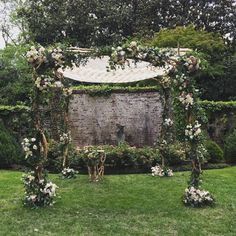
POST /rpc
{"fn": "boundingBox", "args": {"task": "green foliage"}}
[149,25,226,55]
[46,140,78,173]
[0,105,30,116]
[0,44,33,105]
[73,144,160,171]
[0,122,22,168]
[224,129,236,163]
[72,85,160,97]
[164,142,186,166]
[146,26,236,101]
[0,105,31,142]
[199,100,236,113]
[205,140,224,163]
[16,1,236,48]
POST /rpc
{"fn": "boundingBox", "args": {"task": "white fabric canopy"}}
[62,56,166,83]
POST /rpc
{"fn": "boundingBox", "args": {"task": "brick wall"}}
[69,91,163,147]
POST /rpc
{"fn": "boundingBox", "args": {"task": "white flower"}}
[54,81,63,88]
[116,46,122,51]
[151,165,173,177]
[120,50,126,56]
[38,47,45,53]
[130,41,137,48]
[24,138,29,143]
[24,147,30,152]
[31,138,36,142]
[28,175,35,182]
[33,145,38,150]
[183,186,214,206]
[185,121,202,140]
[59,132,71,144]
[179,92,194,109]
[164,118,173,126]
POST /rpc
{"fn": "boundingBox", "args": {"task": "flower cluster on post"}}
[22,171,58,208]
[22,44,76,207]
[185,121,202,141]
[21,137,38,159]
[22,139,58,207]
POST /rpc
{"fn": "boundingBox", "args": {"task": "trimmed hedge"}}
[199,100,236,113]
[71,144,161,172]
[0,105,30,116]
[72,85,160,96]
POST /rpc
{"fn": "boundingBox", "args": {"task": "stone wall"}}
[69,91,163,147]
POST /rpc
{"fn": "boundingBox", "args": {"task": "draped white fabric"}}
[62,56,166,83]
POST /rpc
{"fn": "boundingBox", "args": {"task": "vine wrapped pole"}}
[107,41,214,206]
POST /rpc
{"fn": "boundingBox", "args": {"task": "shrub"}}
[46,140,78,172]
[224,129,236,163]
[73,143,161,171]
[205,140,224,163]
[46,140,63,172]
[0,122,22,168]
[164,142,186,166]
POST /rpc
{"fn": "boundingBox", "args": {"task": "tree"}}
[147,25,236,101]
[149,25,226,56]
[15,0,236,48]
[0,44,32,105]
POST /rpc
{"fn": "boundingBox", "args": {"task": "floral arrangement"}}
[26,46,46,65]
[26,45,65,69]
[60,167,78,179]
[82,146,106,167]
[183,186,214,207]
[21,137,39,159]
[164,118,173,127]
[22,136,58,208]
[179,92,194,110]
[59,132,72,145]
[24,44,73,208]
[151,165,173,177]
[185,121,202,141]
[50,47,64,66]
[63,88,73,97]
[35,75,54,91]
[184,55,200,72]
[160,76,171,88]
[22,171,58,208]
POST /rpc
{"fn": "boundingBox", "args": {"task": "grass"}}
[0,167,236,236]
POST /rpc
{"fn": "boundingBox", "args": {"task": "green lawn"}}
[0,167,236,236]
